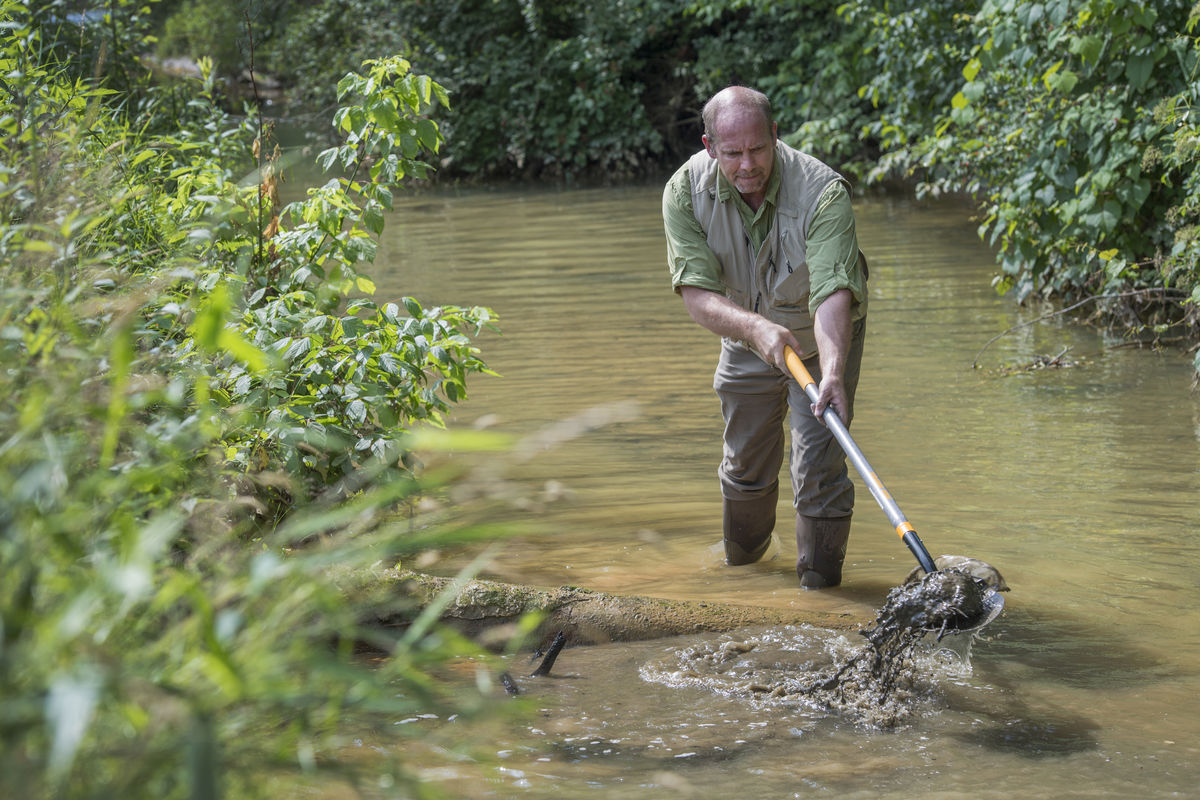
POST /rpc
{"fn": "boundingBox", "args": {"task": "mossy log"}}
[368,569,864,648]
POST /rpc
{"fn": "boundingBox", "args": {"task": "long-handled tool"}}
[783,346,1004,633]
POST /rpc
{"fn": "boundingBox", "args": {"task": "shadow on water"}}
[954,711,1102,758]
[980,607,1182,690]
[937,605,1178,759]
[942,660,1104,758]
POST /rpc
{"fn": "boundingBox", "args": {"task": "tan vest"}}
[687,142,846,356]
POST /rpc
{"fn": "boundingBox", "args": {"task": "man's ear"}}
[702,134,717,158]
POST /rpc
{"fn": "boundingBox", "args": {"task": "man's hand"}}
[811,289,853,423]
[812,373,849,422]
[747,315,802,370]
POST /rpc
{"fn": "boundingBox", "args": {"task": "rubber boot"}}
[723,494,777,565]
[795,515,852,588]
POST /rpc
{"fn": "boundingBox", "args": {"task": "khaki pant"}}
[713,318,866,519]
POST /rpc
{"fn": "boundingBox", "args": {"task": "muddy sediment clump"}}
[643,569,995,729]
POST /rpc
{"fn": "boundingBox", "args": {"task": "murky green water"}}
[371,184,1200,797]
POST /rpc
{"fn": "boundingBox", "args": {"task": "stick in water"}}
[531,631,567,677]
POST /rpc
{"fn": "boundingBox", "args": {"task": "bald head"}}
[702,86,774,145]
[699,86,778,209]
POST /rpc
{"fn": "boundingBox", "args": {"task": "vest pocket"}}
[766,304,811,331]
[765,304,818,357]
[771,262,810,306]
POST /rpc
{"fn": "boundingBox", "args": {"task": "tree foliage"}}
[154,0,841,178]
[817,0,1200,367]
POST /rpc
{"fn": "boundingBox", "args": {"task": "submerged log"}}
[367,569,863,647]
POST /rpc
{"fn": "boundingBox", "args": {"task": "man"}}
[662,86,869,589]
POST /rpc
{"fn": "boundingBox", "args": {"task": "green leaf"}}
[191,285,231,350]
[316,147,339,172]
[129,148,157,168]
[363,204,385,235]
[1041,59,1063,88]
[415,118,440,152]
[1050,69,1078,93]
[369,99,401,132]
[19,239,57,254]
[1132,6,1158,28]
[1070,34,1103,65]
[284,337,312,364]
[1104,255,1128,280]
[1125,53,1156,89]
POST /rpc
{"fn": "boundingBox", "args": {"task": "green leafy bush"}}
[783,0,1200,369]
[1,4,510,796]
[170,55,498,505]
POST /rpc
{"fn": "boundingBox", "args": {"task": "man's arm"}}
[679,286,802,369]
[805,181,864,424]
[811,288,853,421]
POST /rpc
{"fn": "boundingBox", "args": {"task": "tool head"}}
[903,554,1009,593]
[898,555,1008,635]
[955,585,1005,634]
[891,567,1006,638]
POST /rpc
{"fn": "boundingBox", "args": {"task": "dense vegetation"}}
[4,0,1198,796]
[2,2,515,797]
[155,0,1200,372]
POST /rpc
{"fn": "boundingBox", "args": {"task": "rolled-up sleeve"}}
[662,165,726,294]
[805,182,867,317]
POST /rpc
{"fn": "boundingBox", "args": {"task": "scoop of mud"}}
[641,569,996,729]
[874,568,991,640]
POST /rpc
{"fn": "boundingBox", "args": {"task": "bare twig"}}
[243,13,264,269]
[530,631,567,677]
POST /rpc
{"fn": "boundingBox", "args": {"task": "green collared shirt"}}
[663,155,866,317]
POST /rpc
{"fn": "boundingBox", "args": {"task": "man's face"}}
[702,107,777,202]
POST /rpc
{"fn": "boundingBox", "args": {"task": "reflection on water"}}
[374,184,1200,797]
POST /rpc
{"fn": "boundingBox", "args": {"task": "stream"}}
[362,183,1200,798]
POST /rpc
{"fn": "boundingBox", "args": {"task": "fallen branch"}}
[368,569,863,647]
[997,346,1080,374]
[971,288,1187,368]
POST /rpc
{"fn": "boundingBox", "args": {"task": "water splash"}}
[641,570,994,729]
